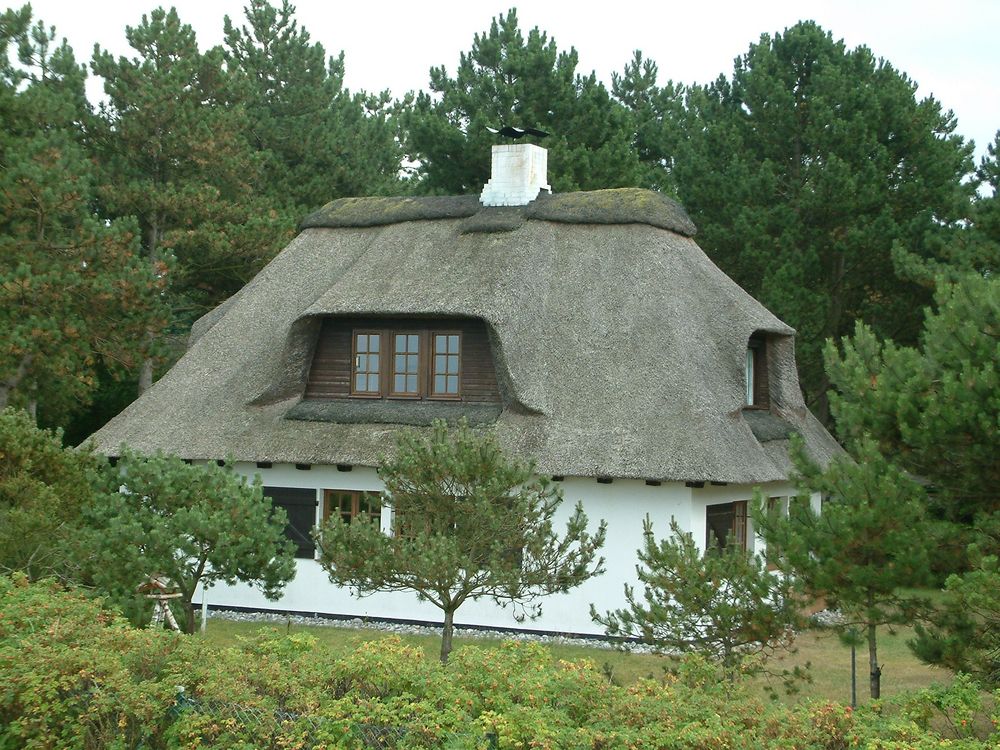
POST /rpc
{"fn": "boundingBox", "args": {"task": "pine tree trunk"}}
[440,608,455,664]
[138,219,161,397]
[184,599,197,635]
[138,356,154,395]
[0,354,33,409]
[867,622,881,700]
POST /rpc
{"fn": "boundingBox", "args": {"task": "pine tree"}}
[664,22,976,417]
[591,516,804,685]
[86,450,297,633]
[611,51,685,194]
[825,274,999,526]
[223,0,402,213]
[316,419,606,663]
[753,439,934,700]
[0,6,165,420]
[403,9,644,194]
[90,7,292,393]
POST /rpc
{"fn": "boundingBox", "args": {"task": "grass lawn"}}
[196,617,954,705]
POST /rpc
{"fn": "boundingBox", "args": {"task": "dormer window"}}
[304,317,498,406]
[745,333,769,409]
[350,328,462,399]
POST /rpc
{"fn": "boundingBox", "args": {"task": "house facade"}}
[89,144,841,636]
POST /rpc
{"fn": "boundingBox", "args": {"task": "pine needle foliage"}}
[316,419,606,663]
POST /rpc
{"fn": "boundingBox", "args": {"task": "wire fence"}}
[171,689,499,749]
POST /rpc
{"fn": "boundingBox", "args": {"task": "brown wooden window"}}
[706,500,748,551]
[323,490,382,527]
[305,317,499,403]
[347,326,463,400]
[352,332,382,396]
[745,334,769,408]
[391,333,421,396]
[431,332,461,397]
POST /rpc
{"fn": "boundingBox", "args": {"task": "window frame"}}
[350,330,384,398]
[350,325,463,401]
[705,500,748,552]
[263,486,319,560]
[323,489,383,528]
[429,330,462,399]
[745,334,769,409]
[388,331,423,399]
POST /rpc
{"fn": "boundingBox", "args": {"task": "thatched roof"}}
[89,189,841,483]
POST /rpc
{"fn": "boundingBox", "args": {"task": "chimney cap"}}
[486,125,550,140]
[480,143,551,207]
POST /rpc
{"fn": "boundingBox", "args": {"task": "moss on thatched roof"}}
[299,188,696,237]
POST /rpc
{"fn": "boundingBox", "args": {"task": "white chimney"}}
[479,143,551,207]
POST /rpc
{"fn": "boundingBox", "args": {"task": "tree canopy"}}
[90,7,292,373]
[222,0,402,213]
[0,6,165,420]
[659,21,976,416]
[403,9,645,195]
[316,419,606,662]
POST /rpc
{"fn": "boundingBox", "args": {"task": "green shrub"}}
[1,576,998,749]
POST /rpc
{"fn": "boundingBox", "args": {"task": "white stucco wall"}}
[200,462,796,636]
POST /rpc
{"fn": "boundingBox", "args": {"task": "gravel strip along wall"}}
[205,608,656,653]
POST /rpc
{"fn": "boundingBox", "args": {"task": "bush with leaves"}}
[592,516,806,688]
[87,450,297,633]
[3,576,1000,749]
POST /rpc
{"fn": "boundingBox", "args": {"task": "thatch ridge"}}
[300,188,696,236]
[527,189,696,236]
[299,195,480,230]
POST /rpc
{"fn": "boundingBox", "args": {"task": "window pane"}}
[395,334,406,353]
[746,348,755,405]
[367,374,378,391]
[395,354,405,372]
[435,354,446,373]
[355,373,366,391]
[435,335,446,354]
[357,334,368,354]
[434,374,446,393]
[448,335,459,354]
[394,374,406,392]
[447,356,458,374]
[406,374,417,392]
[407,334,419,353]
[447,375,458,393]
[369,335,379,353]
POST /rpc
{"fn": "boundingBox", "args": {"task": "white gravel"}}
[206,608,656,653]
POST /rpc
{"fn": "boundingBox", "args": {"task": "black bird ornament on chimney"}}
[487,125,550,140]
